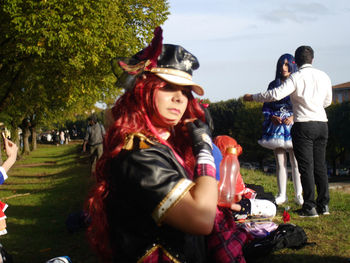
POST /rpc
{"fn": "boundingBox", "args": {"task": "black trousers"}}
[291,121,329,210]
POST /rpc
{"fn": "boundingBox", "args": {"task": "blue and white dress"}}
[0,167,8,185]
[258,80,294,150]
[0,166,9,235]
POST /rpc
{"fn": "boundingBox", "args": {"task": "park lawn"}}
[0,142,98,263]
[241,169,350,263]
[0,142,349,262]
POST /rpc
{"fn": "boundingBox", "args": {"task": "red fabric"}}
[0,201,8,212]
[207,207,252,263]
[283,210,291,223]
[235,173,245,194]
[138,27,163,70]
[235,172,256,199]
[0,209,6,221]
[240,188,256,199]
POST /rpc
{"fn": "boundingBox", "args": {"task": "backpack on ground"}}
[271,223,308,250]
[243,223,310,262]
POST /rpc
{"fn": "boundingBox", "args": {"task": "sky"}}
[162,0,350,102]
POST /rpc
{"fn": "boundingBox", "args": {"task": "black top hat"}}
[113,27,204,96]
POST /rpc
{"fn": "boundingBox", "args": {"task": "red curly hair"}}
[85,73,205,260]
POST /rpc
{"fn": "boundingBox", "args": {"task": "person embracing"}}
[244,46,332,218]
[258,53,303,206]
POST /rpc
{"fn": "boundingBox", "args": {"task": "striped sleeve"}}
[0,167,8,185]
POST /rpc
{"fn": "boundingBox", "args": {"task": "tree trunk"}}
[8,125,22,160]
[23,126,31,155]
[31,126,37,151]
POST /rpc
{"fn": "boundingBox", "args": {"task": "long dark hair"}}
[274,53,298,86]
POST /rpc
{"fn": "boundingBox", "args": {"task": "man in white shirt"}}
[244,46,332,217]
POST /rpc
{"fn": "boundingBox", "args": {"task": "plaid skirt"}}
[207,207,252,263]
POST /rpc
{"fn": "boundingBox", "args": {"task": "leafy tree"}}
[235,100,273,165]
[0,0,170,150]
[326,102,350,173]
[209,98,242,137]
[209,98,272,166]
[209,97,350,172]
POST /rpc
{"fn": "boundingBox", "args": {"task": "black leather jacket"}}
[106,134,208,263]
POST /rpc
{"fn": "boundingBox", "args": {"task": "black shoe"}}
[297,207,319,218]
[317,205,330,215]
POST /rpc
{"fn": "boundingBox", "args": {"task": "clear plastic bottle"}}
[217,147,240,207]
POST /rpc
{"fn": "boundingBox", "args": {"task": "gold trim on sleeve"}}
[137,244,181,263]
[152,178,195,226]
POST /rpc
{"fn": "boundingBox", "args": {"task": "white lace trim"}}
[258,139,293,150]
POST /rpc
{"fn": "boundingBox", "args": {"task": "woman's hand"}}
[283,115,294,125]
[230,194,242,211]
[230,203,242,212]
[271,115,282,125]
[164,119,217,235]
[2,133,18,173]
[185,119,213,156]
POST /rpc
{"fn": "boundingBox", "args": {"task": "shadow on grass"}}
[2,145,98,263]
[248,253,349,263]
[5,173,58,179]
[11,161,78,171]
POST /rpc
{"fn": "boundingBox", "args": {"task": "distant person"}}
[59,130,65,145]
[71,125,78,139]
[52,130,60,146]
[258,54,303,206]
[82,115,105,173]
[64,130,70,144]
[0,132,18,235]
[244,46,332,217]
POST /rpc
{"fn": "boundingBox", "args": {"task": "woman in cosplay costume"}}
[258,54,303,206]
[86,27,250,263]
[0,133,18,235]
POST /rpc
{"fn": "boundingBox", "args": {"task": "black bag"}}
[243,223,309,261]
[270,223,308,250]
[245,184,275,203]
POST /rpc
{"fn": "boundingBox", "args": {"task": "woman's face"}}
[281,59,291,79]
[154,84,189,127]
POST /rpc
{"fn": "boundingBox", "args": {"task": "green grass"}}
[1,142,98,263]
[241,169,350,263]
[1,143,349,262]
